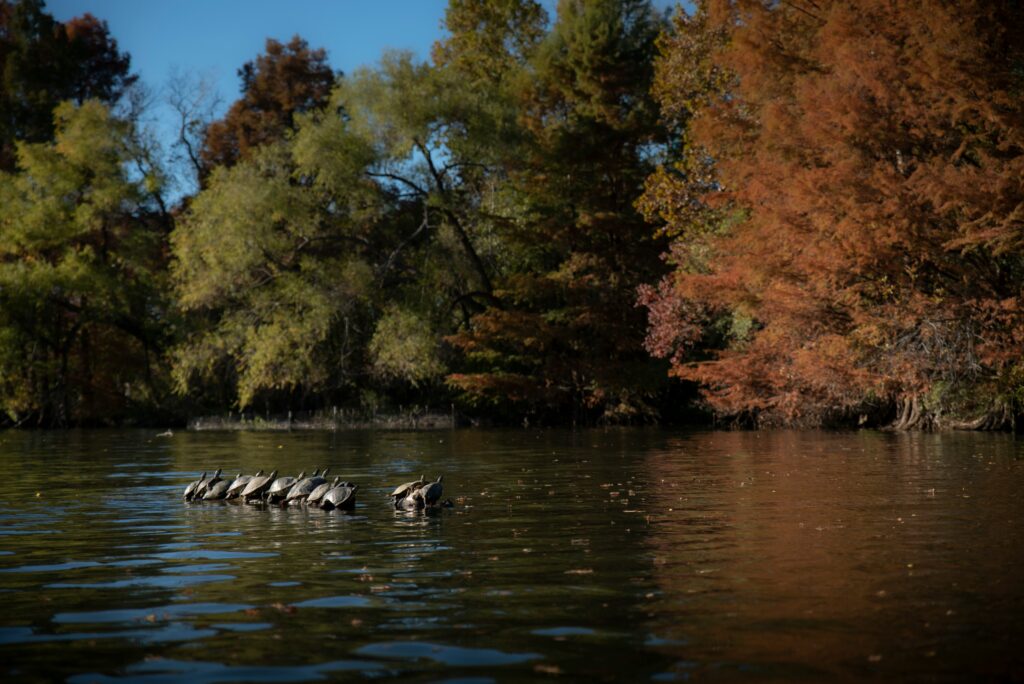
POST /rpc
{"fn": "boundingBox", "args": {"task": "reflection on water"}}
[0,429,1022,681]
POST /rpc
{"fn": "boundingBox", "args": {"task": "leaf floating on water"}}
[868,654,882,663]
[534,664,563,674]
[370,585,391,593]
[565,568,593,575]
[271,602,296,614]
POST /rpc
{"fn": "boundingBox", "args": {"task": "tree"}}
[170,138,381,410]
[0,0,136,170]
[172,43,516,411]
[0,101,171,425]
[447,0,673,423]
[431,0,546,87]
[199,36,336,172]
[642,1,1024,428]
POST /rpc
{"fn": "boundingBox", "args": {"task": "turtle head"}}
[213,468,223,478]
[296,470,306,480]
[267,470,278,480]
[435,475,444,483]
[332,476,341,486]
[321,467,330,478]
[255,469,264,476]
[311,467,320,477]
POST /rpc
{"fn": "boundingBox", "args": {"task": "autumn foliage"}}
[200,36,336,171]
[0,1,135,170]
[642,0,1024,427]
[2,0,1023,429]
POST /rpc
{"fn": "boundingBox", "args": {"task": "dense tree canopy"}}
[2,0,1021,429]
[447,0,673,423]
[0,0,136,170]
[0,101,170,425]
[641,0,1024,428]
[200,36,337,172]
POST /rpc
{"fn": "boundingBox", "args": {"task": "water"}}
[0,429,1021,682]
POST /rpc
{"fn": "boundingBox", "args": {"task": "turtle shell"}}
[193,469,223,499]
[183,472,206,500]
[389,475,426,499]
[285,474,326,503]
[307,476,341,505]
[421,476,444,506]
[396,490,424,510]
[241,470,277,500]
[226,470,261,498]
[321,484,358,511]
[203,478,232,500]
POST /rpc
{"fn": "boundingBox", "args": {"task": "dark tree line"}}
[1,0,1021,430]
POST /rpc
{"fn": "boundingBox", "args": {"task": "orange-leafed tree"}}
[200,36,336,172]
[642,0,1024,428]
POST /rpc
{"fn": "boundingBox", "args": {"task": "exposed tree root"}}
[945,401,1016,431]
[888,395,1018,431]
[888,396,936,431]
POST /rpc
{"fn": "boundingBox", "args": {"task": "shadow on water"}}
[0,428,1021,682]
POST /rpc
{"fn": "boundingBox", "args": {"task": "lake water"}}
[0,428,1021,682]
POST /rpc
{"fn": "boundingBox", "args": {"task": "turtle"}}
[389,474,426,507]
[265,471,305,504]
[284,467,329,506]
[420,475,444,507]
[225,470,263,500]
[397,488,425,510]
[183,471,207,500]
[197,469,224,499]
[306,476,341,506]
[241,469,278,502]
[321,483,358,511]
[203,473,238,500]
[187,468,222,500]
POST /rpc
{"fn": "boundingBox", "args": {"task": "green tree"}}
[170,138,381,410]
[172,46,511,410]
[447,0,672,423]
[0,101,170,425]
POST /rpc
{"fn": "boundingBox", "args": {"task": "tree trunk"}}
[888,395,935,431]
[946,401,1016,431]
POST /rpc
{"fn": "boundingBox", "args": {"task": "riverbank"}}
[188,408,454,431]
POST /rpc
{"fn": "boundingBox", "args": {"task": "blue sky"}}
[46,0,453,105]
[47,1,680,106]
